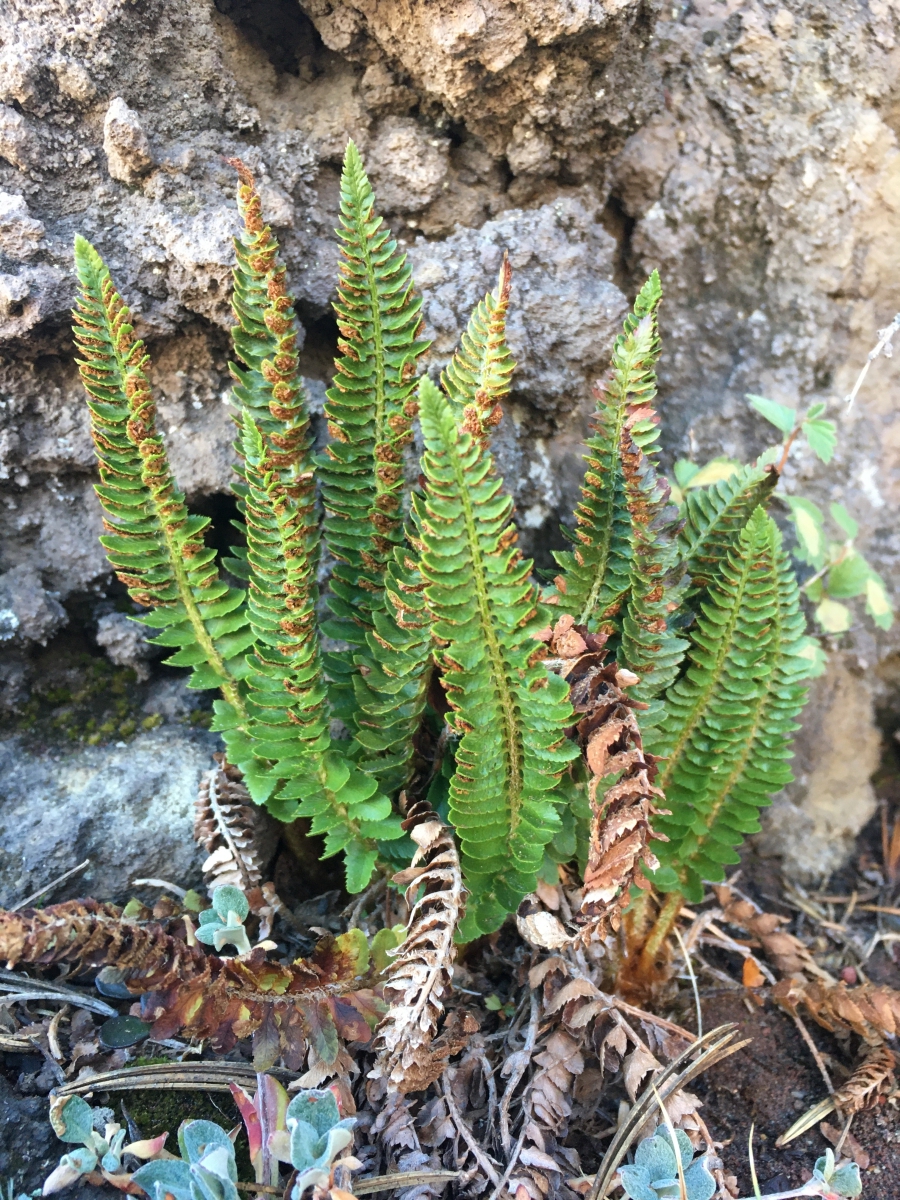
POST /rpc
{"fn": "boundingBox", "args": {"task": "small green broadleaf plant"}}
[746,392,893,637]
[617,1127,715,1200]
[676,395,894,642]
[266,1088,357,1198]
[132,1120,238,1200]
[784,495,893,636]
[44,1096,165,1194]
[194,885,251,956]
[74,144,826,931]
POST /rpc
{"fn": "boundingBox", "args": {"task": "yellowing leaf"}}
[784,497,825,567]
[866,574,894,630]
[815,598,851,634]
[683,458,741,490]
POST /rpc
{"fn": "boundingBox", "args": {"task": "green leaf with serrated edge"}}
[795,635,827,678]
[746,393,797,435]
[370,926,405,973]
[551,272,663,634]
[682,458,741,490]
[416,377,579,935]
[829,501,859,540]
[802,417,837,463]
[673,460,700,489]
[71,236,250,726]
[826,552,870,598]
[650,509,807,902]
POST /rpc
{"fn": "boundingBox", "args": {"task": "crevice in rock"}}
[213,0,325,79]
[297,310,339,381]
[599,192,638,297]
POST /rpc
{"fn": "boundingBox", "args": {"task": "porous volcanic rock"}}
[1,0,899,879]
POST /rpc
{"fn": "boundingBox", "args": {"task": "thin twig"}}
[343,875,387,930]
[484,1113,530,1200]
[11,859,91,911]
[833,1112,854,1159]
[132,877,188,899]
[498,989,539,1154]
[674,925,702,1040]
[790,1011,833,1094]
[844,313,900,407]
[354,1173,461,1196]
[442,1074,503,1187]
[608,994,699,1042]
[475,1049,499,1149]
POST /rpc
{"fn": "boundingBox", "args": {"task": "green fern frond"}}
[233,413,401,888]
[650,508,807,902]
[318,141,430,677]
[678,462,778,592]
[551,271,663,632]
[214,162,321,767]
[72,236,251,717]
[441,255,514,441]
[415,377,579,937]
[351,538,434,792]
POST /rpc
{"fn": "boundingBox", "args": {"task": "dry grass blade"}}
[370,798,467,1094]
[777,1045,896,1146]
[353,1172,461,1195]
[194,758,278,893]
[0,968,117,1017]
[589,1024,747,1200]
[55,1060,299,1097]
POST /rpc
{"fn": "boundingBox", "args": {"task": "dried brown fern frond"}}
[0,898,207,987]
[713,884,815,977]
[194,757,279,893]
[540,614,667,933]
[777,1044,897,1145]
[369,798,467,1094]
[773,976,900,1044]
[0,900,383,1072]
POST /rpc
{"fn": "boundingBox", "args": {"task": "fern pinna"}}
[74,141,814,935]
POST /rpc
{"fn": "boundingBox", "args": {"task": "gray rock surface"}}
[0,0,898,879]
[0,726,217,909]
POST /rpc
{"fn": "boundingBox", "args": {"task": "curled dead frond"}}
[539,615,668,934]
[713,884,815,977]
[773,976,900,1044]
[0,900,383,1072]
[370,798,468,1094]
[194,757,279,893]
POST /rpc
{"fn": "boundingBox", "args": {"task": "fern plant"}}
[73,140,867,937]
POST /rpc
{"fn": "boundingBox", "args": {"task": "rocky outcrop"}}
[1,0,898,878]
